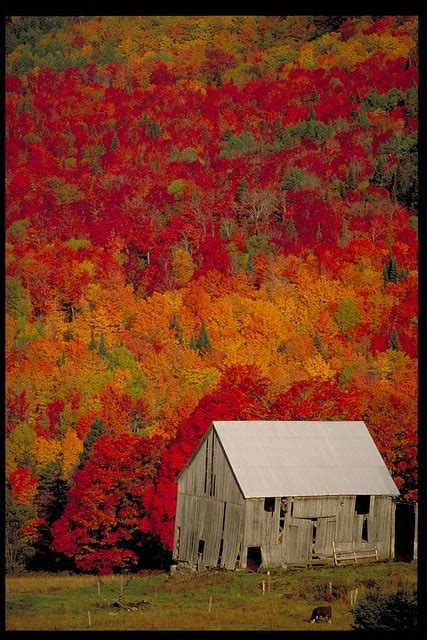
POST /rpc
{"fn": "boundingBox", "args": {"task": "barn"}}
[172,420,400,570]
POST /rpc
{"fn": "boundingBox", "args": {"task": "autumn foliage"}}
[5,15,417,573]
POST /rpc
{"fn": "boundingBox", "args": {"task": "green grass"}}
[6,561,417,631]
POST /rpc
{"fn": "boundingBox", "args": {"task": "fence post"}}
[208,595,212,612]
[97,577,101,599]
[262,580,266,595]
[267,571,271,592]
[88,611,91,627]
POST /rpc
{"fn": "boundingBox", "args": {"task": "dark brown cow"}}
[308,605,332,623]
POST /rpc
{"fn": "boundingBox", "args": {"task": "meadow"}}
[6,560,417,631]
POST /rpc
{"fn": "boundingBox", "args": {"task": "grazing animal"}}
[308,605,332,623]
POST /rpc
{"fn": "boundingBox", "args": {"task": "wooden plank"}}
[292,496,338,518]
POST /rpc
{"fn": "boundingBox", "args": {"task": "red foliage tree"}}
[51,432,163,573]
[142,365,271,548]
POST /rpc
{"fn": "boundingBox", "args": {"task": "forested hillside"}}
[5,15,418,574]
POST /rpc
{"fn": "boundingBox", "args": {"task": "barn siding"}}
[173,428,246,569]
[244,497,281,547]
[174,424,397,570]
[292,496,339,518]
[285,517,312,563]
[368,495,393,558]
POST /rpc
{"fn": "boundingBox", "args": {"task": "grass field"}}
[6,561,417,631]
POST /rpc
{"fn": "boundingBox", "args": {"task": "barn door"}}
[286,518,312,564]
[315,517,337,556]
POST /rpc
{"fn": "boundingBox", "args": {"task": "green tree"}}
[388,325,401,351]
[6,218,30,244]
[110,131,120,150]
[274,117,283,141]
[235,178,248,204]
[6,486,37,572]
[335,299,359,334]
[346,165,356,191]
[98,331,108,359]
[6,276,32,321]
[313,331,327,360]
[310,85,319,104]
[197,319,212,355]
[169,312,184,344]
[358,101,370,128]
[308,103,316,121]
[383,254,399,285]
[280,166,306,190]
[351,588,417,631]
[79,417,107,467]
[89,326,97,351]
[28,459,69,571]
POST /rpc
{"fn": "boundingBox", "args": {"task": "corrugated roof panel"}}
[212,421,399,498]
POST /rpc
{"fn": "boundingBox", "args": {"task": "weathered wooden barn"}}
[172,421,400,570]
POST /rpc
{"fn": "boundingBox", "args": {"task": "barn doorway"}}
[395,503,415,561]
[246,546,262,570]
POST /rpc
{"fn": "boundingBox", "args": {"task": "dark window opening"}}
[311,519,318,557]
[217,538,224,566]
[279,498,287,543]
[209,435,215,496]
[222,503,227,532]
[395,502,416,562]
[264,497,275,513]
[355,495,371,514]
[290,499,294,516]
[311,519,317,544]
[204,440,208,493]
[246,546,262,571]
[362,517,368,542]
[198,539,205,555]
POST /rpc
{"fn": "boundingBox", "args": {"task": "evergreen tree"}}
[89,325,97,350]
[308,103,316,121]
[383,254,399,285]
[340,219,352,246]
[346,165,356,191]
[98,331,108,359]
[79,417,107,467]
[110,131,119,150]
[313,331,327,360]
[390,167,398,201]
[274,116,283,141]
[358,101,370,128]
[235,178,248,204]
[351,588,417,631]
[246,253,255,274]
[189,335,198,351]
[372,155,389,188]
[169,312,184,344]
[197,319,212,355]
[316,222,322,242]
[388,325,401,351]
[310,86,319,104]
[28,459,69,571]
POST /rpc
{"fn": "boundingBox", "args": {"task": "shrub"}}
[351,588,418,631]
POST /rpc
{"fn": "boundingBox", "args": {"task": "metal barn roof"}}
[212,421,400,498]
